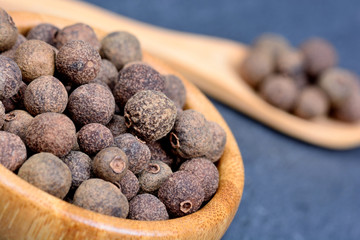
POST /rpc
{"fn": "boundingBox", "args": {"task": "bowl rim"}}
[0,11,245,240]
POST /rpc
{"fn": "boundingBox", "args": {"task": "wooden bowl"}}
[0,12,244,240]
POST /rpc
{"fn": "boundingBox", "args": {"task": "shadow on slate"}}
[85,0,360,239]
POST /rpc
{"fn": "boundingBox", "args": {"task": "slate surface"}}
[84,1,360,239]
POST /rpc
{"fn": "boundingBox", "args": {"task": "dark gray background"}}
[84,1,360,239]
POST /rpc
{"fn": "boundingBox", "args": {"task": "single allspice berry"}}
[55,23,100,51]
[158,171,205,217]
[253,33,290,58]
[124,90,177,142]
[56,40,101,85]
[129,193,169,221]
[163,74,187,109]
[73,178,129,218]
[3,110,33,141]
[18,152,72,199]
[14,40,56,83]
[0,131,27,171]
[24,76,68,116]
[276,48,304,76]
[106,114,127,137]
[333,93,360,123]
[0,56,22,100]
[113,63,165,108]
[61,151,92,189]
[92,147,128,183]
[25,112,76,157]
[138,160,173,193]
[1,34,27,59]
[117,169,139,201]
[67,83,115,126]
[179,158,219,201]
[204,121,227,163]
[113,133,151,174]
[91,59,118,90]
[0,8,18,52]
[169,109,212,159]
[100,31,142,70]
[77,123,114,155]
[26,23,59,47]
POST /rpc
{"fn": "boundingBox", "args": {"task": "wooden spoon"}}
[2,0,360,149]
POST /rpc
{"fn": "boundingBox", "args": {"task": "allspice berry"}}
[56,40,101,85]
[91,59,118,90]
[18,152,72,199]
[253,33,290,57]
[333,93,360,123]
[0,8,18,52]
[73,178,129,218]
[24,76,68,115]
[14,40,56,82]
[179,158,219,201]
[26,23,59,47]
[68,83,115,126]
[129,193,169,221]
[259,75,298,111]
[1,34,27,59]
[61,151,92,189]
[100,31,142,70]
[0,56,22,100]
[106,114,127,137]
[169,109,212,159]
[55,23,100,51]
[204,121,227,163]
[147,140,174,166]
[0,101,4,128]
[0,131,27,171]
[113,133,151,174]
[92,147,128,183]
[318,68,360,108]
[117,169,139,201]
[78,123,114,155]
[276,48,304,75]
[294,86,330,119]
[163,74,187,109]
[113,63,165,108]
[25,112,76,157]
[158,171,205,217]
[124,90,177,142]
[3,110,33,141]
[300,37,337,76]
[139,160,173,193]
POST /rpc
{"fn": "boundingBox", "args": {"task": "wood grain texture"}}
[0,12,244,240]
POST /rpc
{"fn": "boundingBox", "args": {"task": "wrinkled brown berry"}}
[129,193,169,221]
[106,114,127,137]
[73,178,129,218]
[100,31,142,70]
[61,151,92,189]
[318,68,360,108]
[91,59,118,90]
[1,34,27,59]
[14,40,55,82]
[55,23,100,51]
[113,133,151,174]
[204,121,227,162]
[24,76,68,115]
[3,110,33,141]
[56,40,101,85]
[259,75,298,111]
[117,169,139,201]
[147,140,174,166]
[78,123,114,155]
[139,160,173,193]
[0,56,22,100]
[170,109,212,159]
[333,93,360,123]
[93,147,128,183]
[0,131,27,171]
[179,158,219,201]
[163,74,187,109]
[113,63,165,108]
[300,38,337,76]
[18,152,72,199]
[0,8,18,52]
[26,112,76,157]
[124,90,177,142]
[158,171,204,217]
[26,23,59,46]
[68,83,115,126]
[294,86,330,119]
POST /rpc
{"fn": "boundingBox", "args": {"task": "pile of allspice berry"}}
[241,33,360,122]
[0,8,227,220]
